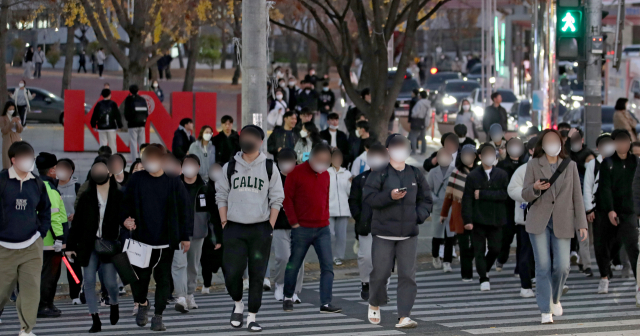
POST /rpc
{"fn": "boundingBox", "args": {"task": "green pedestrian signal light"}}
[561,12,577,32]
[556,9,582,38]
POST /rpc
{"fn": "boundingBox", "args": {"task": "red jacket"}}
[283,161,330,228]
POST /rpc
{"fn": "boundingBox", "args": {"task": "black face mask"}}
[240,140,257,154]
[91,174,110,185]
[560,130,569,138]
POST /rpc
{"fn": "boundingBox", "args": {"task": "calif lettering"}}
[233,176,265,192]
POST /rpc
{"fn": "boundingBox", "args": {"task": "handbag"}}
[94,238,122,258]
[524,157,571,221]
[123,238,153,268]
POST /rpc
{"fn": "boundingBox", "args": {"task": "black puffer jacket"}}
[363,164,432,237]
[461,166,509,226]
[349,170,372,236]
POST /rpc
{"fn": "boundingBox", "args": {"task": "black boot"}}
[89,313,102,333]
[110,304,119,325]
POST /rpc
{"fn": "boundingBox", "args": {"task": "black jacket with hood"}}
[461,166,509,226]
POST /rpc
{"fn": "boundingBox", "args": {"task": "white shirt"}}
[583,155,602,212]
[484,168,492,180]
[97,189,108,238]
[329,129,337,148]
[0,167,40,249]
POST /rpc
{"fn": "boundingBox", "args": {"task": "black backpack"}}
[131,95,149,124]
[97,101,111,129]
[226,157,273,184]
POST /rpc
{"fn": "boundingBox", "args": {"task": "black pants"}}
[40,251,62,308]
[457,230,474,280]
[497,222,517,265]
[432,236,456,263]
[77,64,87,73]
[201,235,223,288]
[34,63,42,78]
[472,223,502,283]
[517,225,535,289]
[17,105,27,126]
[593,212,639,279]
[98,64,104,77]
[130,247,175,315]
[66,258,84,299]
[223,221,272,313]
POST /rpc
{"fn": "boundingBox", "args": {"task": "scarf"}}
[443,168,467,203]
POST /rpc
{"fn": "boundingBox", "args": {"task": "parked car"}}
[424,72,461,99]
[7,87,83,124]
[509,99,533,135]
[387,69,421,117]
[561,105,640,134]
[434,79,480,116]
[466,64,495,82]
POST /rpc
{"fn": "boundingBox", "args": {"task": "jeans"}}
[272,230,303,293]
[284,226,334,305]
[99,130,117,154]
[33,63,42,78]
[517,225,535,289]
[408,129,427,154]
[171,238,204,297]
[128,127,145,161]
[457,230,474,280]
[472,224,502,283]
[357,234,373,283]
[329,217,348,259]
[529,219,571,314]
[83,251,119,314]
[130,247,175,315]
[319,112,328,131]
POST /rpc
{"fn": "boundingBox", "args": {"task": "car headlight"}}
[519,125,530,134]
[442,96,457,105]
[571,95,583,101]
[472,106,484,117]
[572,101,581,109]
[560,94,567,100]
[489,77,496,84]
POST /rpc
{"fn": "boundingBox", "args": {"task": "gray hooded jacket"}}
[57,177,79,221]
[215,151,284,224]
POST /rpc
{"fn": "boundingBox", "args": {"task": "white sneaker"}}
[174,297,189,313]
[462,278,473,282]
[243,278,249,291]
[432,257,442,269]
[598,278,609,294]
[187,294,198,309]
[532,277,536,284]
[274,283,284,301]
[480,282,490,291]
[541,313,553,324]
[551,302,563,316]
[19,331,37,336]
[613,264,624,271]
[132,302,139,316]
[443,262,452,273]
[201,287,210,294]
[72,298,82,305]
[562,285,569,295]
[333,258,343,266]
[263,278,271,291]
[119,286,126,295]
[293,294,302,304]
[520,288,535,298]
[570,251,580,265]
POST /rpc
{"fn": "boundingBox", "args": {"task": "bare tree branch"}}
[384,0,402,38]
[417,0,450,25]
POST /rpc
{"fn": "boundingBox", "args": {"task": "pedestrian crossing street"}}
[305,262,640,335]
[0,291,404,336]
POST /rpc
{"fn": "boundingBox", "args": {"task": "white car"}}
[467,88,517,128]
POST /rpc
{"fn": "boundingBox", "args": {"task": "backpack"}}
[131,95,149,124]
[97,101,111,129]
[226,157,274,186]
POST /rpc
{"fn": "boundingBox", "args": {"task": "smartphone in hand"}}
[397,187,407,192]
[540,178,550,184]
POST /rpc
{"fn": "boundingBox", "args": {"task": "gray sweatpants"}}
[128,127,145,161]
[171,238,205,297]
[272,229,303,293]
[357,234,373,283]
[576,228,592,269]
[369,236,417,318]
[329,217,349,259]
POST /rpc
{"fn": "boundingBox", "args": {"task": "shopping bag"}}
[111,252,138,286]
[123,238,153,268]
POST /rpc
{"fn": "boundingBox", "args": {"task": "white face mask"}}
[203,133,213,141]
[437,154,452,167]
[507,145,523,158]
[310,161,329,174]
[367,156,388,170]
[182,165,198,178]
[305,89,311,93]
[462,104,470,111]
[481,155,496,167]
[276,94,283,100]
[570,142,582,152]
[18,83,24,88]
[323,87,329,92]
[289,81,296,86]
[458,137,466,143]
[600,143,616,157]
[542,142,562,157]
[7,109,14,117]
[329,124,339,130]
[17,158,34,172]
[279,162,295,174]
[279,82,286,88]
[143,161,161,174]
[153,83,158,88]
[355,129,361,138]
[389,148,410,162]
[56,171,70,181]
[299,130,309,138]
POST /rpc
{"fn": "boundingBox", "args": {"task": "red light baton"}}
[62,256,80,284]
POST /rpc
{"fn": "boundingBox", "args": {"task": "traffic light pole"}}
[242,0,268,144]
[584,0,602,149]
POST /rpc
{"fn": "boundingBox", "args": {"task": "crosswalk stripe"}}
[298,331,405,336]
[418,304,638,321]
[461,319,640,334]
[441,311,640,327]
[538,331,640,336]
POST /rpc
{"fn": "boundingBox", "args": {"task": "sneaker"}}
[570,252,579,265]
[361,282,370,301]
[201,287,210,294]
[37,307,60,318]
[333,258,343,266]
[283,299,294,312]
[174,297,189,313]
[100,296,110,306]
[136,303,149,327]
[132,303,139,316]
[462,278,473,282]
[551,302,563,316]
[320,304,342,313]
[613,264,624,271]
[263,278,271,291]
[622,265,632,278]
[72,298,82,305]
[150,314,166,331]
[395,317,418,328]
[541,313,553,324]
[584,268,594,277]
[274,283,284,301]
[293,294,302,303]
[598,278,609,294]
[562,285,569,295]
[19,331,36,336]
[520,288,535,298]
[187,294,198,309]
[495,262,503,272]
[243,278,249,291]
[49,304,61,313]
[432,257,442,269]
[480,282,490,291]
[443,262,452,273]
[532,277,536,284]
[166,296,177,304]
[119,286,126,295]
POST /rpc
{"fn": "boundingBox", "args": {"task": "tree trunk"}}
[183,32,200,92]
[0,0,8,108]
[177,44,185,69]
[220,30,227,69]
[61,24,76,98]
[123,35,148,89]
[285,32,298,78]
